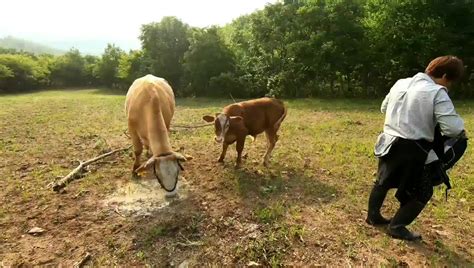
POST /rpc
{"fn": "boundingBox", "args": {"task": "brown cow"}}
[125,74,186,193]
[203,97,287,167]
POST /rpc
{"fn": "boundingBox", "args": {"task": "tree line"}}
[1,0,473,98]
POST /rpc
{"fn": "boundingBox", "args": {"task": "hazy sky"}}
[1,0,275,44]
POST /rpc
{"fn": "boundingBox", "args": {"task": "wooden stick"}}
[73,252,92,268]
[122,129,130,138]
[176,241,204,247]
[169,123,213,132]
[171,123,213,129]
[125,123,212,134]
[52,146,131,192]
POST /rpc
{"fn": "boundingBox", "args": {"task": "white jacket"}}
[381,72,464,141]
[374,72,464,158]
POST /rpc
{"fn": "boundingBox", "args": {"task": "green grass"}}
[144,225,171,245]
[234,222,301,267]
[0,89,472,266]
[255,202,286,224]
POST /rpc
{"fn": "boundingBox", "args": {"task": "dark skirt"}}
[376,138,432,204]
[376,128,468,204]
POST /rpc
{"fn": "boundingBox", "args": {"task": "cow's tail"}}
[274,102,287,131]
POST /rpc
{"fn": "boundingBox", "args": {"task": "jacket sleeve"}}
[381,91,390,114]
[434,89,464,137]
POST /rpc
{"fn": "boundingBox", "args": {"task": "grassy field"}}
[0,89,472,267]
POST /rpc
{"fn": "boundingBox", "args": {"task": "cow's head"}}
[203,113,243,143]
[134,152,188,195]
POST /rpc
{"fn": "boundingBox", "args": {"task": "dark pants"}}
[368,131,468,230]
[376,127,468,204]
[376,138,432,204]
[429,128,469,189]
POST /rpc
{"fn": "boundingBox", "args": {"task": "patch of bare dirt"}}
[104,177,190,217]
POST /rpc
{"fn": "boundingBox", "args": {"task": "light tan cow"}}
[125,74,186,193]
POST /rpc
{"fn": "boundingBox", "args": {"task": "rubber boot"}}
[366,184,391,225]
[388,200,425,241]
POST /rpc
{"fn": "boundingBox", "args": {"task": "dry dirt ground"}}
[0,89,473,267]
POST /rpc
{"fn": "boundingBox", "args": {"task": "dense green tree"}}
[94,44,124,87]
[287,0,366,97]
[118,50,148,86]
[182,27,236,96]
[82,55,99,86]
[362,0,444,94]
[0,64,14,80]
[34,54,54,86]
[140,17,190,93]
[1,0,473,97]
[0,47,20,54]
[0,54,49,92]
[50,48,86,87]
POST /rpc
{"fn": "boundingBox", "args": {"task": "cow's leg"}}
[218,143,229,163]
[144,144,152,158]
[263,130,277,167]
[235,137,246,168]
[130,131,143,177]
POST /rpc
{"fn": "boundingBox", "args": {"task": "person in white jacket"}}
[366,56,468,241]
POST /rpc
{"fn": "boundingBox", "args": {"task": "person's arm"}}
[434,89,464,137]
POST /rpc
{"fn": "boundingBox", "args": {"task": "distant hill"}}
[0,36,65,55]
[0,35,140,56]
[44,39,140,55]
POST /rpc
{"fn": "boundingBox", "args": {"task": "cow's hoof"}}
[217,158,224,163]
[263,158,270,167]
[132,172,140,180]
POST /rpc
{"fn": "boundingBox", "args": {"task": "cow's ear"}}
[230,116,243,124]
[134,157,158,174]
[203,115,215,122]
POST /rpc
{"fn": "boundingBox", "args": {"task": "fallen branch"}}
[114,206,126,218]
[175,234,204,247]
[51,146,131,192]
[124,123,212,135]
[73,252,92,268]
[176,240,204,247]
[171,123,213,130]
[122,129,130,138]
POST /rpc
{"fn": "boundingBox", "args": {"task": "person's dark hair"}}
[425,55,464,82]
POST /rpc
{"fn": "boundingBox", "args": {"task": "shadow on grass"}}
[407,239,473,266]
[367,224,473,266]
[130,193,206,265]
[0,87,127,97]
[230,166,339,208]
[285,98,380,112]
[0,87,102,97]
[217,166,338,266]
[89,87,126,96]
